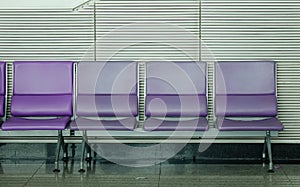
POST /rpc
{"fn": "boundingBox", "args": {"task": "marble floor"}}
[0,159,299,187]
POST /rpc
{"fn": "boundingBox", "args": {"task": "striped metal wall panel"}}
[0,10,94,61]
[201,0,300,141]
[92,0,200,61]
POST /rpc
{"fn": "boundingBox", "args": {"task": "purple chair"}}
[144,61,208,131]
[1,61,73,172]
[70,61,138,172]
[0,62,6,119]
[215,61,283,172]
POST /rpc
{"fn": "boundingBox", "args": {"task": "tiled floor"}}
[0,159,299,187]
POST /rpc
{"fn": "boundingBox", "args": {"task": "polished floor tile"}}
[159,164,291,187]
[0,160,299,187]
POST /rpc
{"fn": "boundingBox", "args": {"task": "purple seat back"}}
[215,61,277,117]
[76,61,138,117]
[146,61,207,117]
[11,61,73,116]
[0,62,5,117]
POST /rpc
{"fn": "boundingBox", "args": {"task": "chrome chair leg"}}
[266,131,274,173]
[53,130,63,172]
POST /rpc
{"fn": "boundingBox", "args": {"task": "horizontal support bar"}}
[0,130,69,137]
[0,128,278,138]
[77,128,279,137]
[0,137,297,144]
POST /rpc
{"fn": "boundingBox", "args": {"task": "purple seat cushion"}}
[215,61,275,95]
[14,61,73,95]
[76,95,138,117]
[147,61,206,95]
[77,61,137,95]
[146,61,207,118]
[0,96,4,117]
[70,117,136,131]
[11,95,72,117]
[215,95,277,117]
[143,117,209,131]
[0,62,6,117]
[146,95,207,117]
[0,62,6,95]
[215,61,278,117]
[10,61,73,118]
[216,117,283,131]
[76,62,138,118]
[1,117,70,131]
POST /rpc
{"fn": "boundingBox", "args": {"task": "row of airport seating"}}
[0,61,283,173]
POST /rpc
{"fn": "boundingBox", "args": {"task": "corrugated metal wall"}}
[0,0,300,142]
[0,10,94,61]
[94,0,200,61]
[201,0,300,142]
